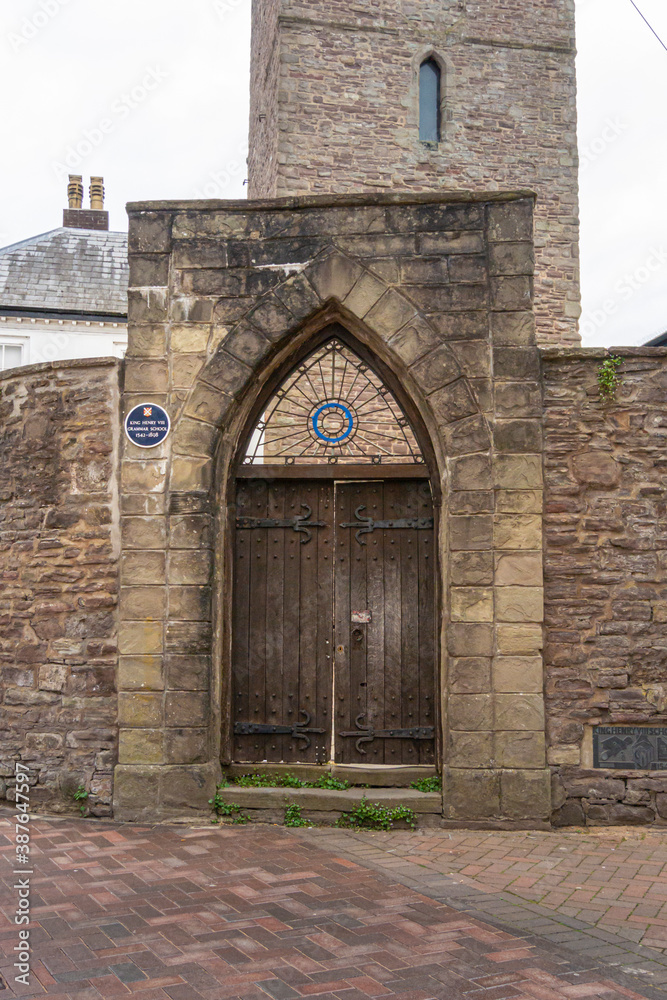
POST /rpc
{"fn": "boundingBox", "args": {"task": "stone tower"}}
[248,0,581,346]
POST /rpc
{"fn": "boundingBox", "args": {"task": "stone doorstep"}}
[225,763,437,787]
[220,785,443,814]
[239,807,444,828]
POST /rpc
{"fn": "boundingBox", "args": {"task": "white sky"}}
[0,0,665,348]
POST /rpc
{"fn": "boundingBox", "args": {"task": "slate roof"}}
[0,228,128,317]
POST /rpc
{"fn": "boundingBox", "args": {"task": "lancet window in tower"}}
[244,339,425,466]
[419,58,441,143]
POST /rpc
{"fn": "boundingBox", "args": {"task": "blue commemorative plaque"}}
[125,403,170,448]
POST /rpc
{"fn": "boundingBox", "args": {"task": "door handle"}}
[352,628,364,643]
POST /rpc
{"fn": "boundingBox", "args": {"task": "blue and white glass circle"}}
[312,402,354,444]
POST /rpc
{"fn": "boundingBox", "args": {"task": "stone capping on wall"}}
[0,356,120,383]
[541,347,667,360]
[127,190,538,215]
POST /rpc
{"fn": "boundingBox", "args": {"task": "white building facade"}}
[0,179,128,370]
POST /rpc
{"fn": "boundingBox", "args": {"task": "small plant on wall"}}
[335,797,417,831]
[598,355,623,402]
[209,785,250,824]
[73,786,89,816]
[284,803,312,827]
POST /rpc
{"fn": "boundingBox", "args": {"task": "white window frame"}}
[0,335,29,371]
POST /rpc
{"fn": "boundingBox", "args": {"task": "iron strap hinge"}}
[341,505,433,544]
[236,504,327,544]
[234,710,325,749]
[338,714,435,754]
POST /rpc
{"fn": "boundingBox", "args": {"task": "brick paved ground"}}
[0,817,666,1000]
[299,828,667,955]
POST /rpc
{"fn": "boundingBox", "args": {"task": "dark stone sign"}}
[125,403,170,448]
[593,726,667,770]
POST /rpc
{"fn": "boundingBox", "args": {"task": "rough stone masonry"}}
[0,359,120,817]
[248,0,581,347]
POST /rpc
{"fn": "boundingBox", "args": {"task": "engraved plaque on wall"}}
[593,726,667,770]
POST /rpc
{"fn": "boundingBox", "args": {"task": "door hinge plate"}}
[234,710,325,749]
[236,504,327,543]
[341,505,433,544]
[338,714,435,754]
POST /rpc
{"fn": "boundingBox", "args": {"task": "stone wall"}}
[248,0,281,202]
[543,347,667,826]
[0,359,120,817]
[117,190,550,825]
[248,0,580,347]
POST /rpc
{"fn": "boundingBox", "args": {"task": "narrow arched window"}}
[419,58,441,143]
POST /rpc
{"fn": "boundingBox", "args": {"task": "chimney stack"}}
[63,174,109,231]
[67,175,83,209]
[90,176,105,211]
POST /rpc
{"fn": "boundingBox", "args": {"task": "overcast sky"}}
[0,0,665,348]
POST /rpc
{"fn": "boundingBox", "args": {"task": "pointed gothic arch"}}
[230,321,438,478]
[172,249,483,496]
[242,335,425,467]
[225,320,442,771]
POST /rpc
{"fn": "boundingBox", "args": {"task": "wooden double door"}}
[232,477,436,766]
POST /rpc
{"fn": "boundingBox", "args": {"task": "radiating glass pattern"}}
[244,339,424,465]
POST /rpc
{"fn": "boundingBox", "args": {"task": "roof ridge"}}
[0,227,128,255]
[0,227,129,315]
[0,228,63,254]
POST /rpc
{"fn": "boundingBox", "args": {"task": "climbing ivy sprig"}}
[598,355,623,402]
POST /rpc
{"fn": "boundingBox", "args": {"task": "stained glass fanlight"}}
[244,339,425,465]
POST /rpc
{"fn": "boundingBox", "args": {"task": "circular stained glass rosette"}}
[310,401,356,446]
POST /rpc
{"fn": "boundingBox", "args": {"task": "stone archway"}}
[115,192,550,826]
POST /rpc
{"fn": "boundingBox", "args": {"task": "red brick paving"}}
[0,818,654,1000]
[298,828,667,953]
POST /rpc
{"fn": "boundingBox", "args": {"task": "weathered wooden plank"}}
[399,480,420,765]
[232,482,251,759]
[366,482,386,763]
[237,465,428,480]
[347,481,372,763]
[282,481,304,762]
[315,481,335,763]
[266,480,287,759]
[382,480,403,764]
[334,482,352,763]
[297,482,322,762]
[241,480,270,760]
